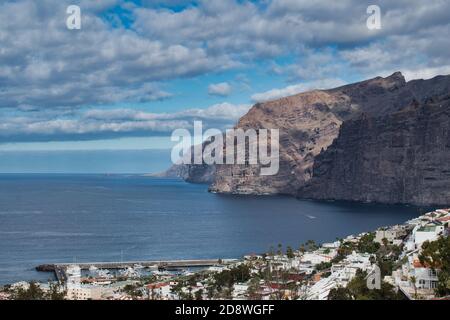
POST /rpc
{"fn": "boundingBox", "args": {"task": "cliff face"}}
[209,93,343,194]
[299,97,450,206]
[164,72,450,205]
[154,163,216,184]
[156,143,216,184]
[210,72,415,195]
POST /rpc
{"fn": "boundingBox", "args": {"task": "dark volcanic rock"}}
[209,72,415,195]
[154,163,215,184]
[165,72,450,205]
[36,264,56,272]
[154,157,216,184]
[299,97,450,206]
[177,163,216,184]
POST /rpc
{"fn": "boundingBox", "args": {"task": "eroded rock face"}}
[155,163,216,184]
[299,97,450,206]
[155,142,216,184]
[209,95,342,194]
[162,72,450,205]
[209,72,413,195]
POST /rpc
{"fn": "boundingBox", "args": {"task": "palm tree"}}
[277,243,283,256]
[410,276,418,299]
[299,244,305,254]
[286,246,294,259]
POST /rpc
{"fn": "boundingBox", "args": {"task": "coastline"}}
[2,207,449,300]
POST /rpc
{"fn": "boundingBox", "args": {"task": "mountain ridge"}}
[160,72,450,205]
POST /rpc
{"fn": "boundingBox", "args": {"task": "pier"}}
[36,259,237,283]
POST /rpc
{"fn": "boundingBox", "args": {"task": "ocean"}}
[0,174,430,285]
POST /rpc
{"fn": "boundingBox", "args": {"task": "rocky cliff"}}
[153,162,216,184]
[209,92,343,194]
[298,96,450,206]
[163,72,450,205]
[210,71,428,195]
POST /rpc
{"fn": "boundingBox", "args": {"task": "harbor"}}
[36,259,238,283]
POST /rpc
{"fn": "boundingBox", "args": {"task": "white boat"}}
[121,267,140,278]
[97,269,112,278]
[89,265,98,273]
[148,264,159,271]
[152,270,170,276]
[181,270,194,276]
[88,266,112,279]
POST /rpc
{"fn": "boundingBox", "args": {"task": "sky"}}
[1,0,450,153]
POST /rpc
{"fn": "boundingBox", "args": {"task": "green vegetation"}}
[123,283,143,298]
[138,275,157,286]
[336,241,356,260]
[357,233,380,254]
[247,277,262,299]
[335,232,404,278]
[9,281,66,300]
[277,243,283,256]
[419,236,450,297]
[315,262,332,271]
[286,246,295,259]
[194,289,203,300]
[213,264,251,290]
[298,240,318,254]
[375,243,403,277]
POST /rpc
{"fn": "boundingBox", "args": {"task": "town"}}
[1,208,449,300]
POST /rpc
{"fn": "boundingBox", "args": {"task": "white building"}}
[413,222,445,247]
[394,253,439,299]
[233,283,249,298]
[305,252,374,300]
[147,282,172,300]
[66,285,103,300]
[305,275,340,300]
[322,241,340,249]
[66,265,81,287]
[64,265,106,300]
[208,266,229,273]
[10,281,30,291]
[330,252,373,287]
[300,249,337,266]
[375,226,407,244]
[412,264,439,290]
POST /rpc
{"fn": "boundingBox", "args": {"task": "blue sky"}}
[1,0,450,152]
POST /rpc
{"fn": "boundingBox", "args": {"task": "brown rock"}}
[165,72,450,205]
[210,72,412,195]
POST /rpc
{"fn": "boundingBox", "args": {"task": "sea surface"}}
[0,174,432,285]
[0,149,171,174]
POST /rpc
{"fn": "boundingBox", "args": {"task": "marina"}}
[36,259,238,283]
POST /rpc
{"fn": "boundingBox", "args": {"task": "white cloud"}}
[402,66,450,81]
[83,102,250,122]
[0,0,234,109]
[1,0,449,111]
[0,102,251,142]
[207,82,232,96]
[251,78,347,102]
[2,0,450,144]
